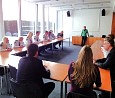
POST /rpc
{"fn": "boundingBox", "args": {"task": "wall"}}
[0,0,5,41]
[60,8,113,38]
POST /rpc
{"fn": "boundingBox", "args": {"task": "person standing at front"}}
[81,26,89,46]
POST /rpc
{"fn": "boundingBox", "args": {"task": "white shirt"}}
[14,40,25,47]
[101,47,109,58]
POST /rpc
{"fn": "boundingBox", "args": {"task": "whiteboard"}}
[72,9,100,32]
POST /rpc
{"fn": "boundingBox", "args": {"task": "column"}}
[18,0,21,36]
[0,0,5,41]
[35,4,38,34]
[41,4,45,35]
[47,7,50,31]
[55,10,58,34]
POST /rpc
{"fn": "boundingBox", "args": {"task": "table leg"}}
[69,37,70,47]
[51,43,53,54]
[61,82,63,98]
[4,66,9,94]
[65,82,67,98]
[62,41,63,50]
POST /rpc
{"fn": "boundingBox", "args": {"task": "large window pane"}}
[21,0,36,36]
[2,0,18,37]
[49,7,56,33]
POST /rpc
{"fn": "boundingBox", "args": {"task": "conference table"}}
[0,39,111,98]
[0,53,68,98]
[0,37,70,98]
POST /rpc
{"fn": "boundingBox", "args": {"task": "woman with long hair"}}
[68,45,101,98]
[26,32,33,46]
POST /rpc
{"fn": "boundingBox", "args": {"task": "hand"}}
[93,59,96,64]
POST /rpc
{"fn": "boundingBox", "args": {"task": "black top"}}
[96,47,115,81]
[68,62,101,93]
[16,56,50,87]
[57,33,63,38]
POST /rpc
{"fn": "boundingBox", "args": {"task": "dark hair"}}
[108,34,114,39]
[27,44,38,57]
[36,31,40,34]
[104,37,114,47]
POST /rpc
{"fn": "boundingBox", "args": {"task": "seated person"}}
[68,45,101,98]
[0,37,12,51]
[43,31,50,41]
[26,32,33,46]
[49,30,58,49]
[95,37,115,98]
[42,31,53,51]
[34,31,41,43]
[57,30,64,38]
[16,44,55,98]
[49,30,56,40]
[101,34,115,58]
[57,30,64,47]
[14,37,25,47]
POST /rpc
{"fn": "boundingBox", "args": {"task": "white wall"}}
[0,0,5,41]
[60,8,113,38]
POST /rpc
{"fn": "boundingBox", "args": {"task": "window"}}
[2,0,18,37]
[21,0,36,36]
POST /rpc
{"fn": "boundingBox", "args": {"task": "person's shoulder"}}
[20,56,27,60]
[70,62,75,67]
[112,47,115,51]
[109,47,115,54]
[33,57,42,62]
[93,64,100,71]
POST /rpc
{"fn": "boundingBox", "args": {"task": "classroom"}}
[0,0,115,98]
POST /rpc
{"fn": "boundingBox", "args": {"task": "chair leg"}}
[0,77,3,94]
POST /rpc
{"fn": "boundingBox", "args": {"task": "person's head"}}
[27,44,38,58]
[83,26,86,29]
[2,37,9,43]
[36,31,40,36]
[103,37,114,51]
[27,32,33,39]
[18,37,23,41]
[60,30,63,34]
[71,45,97,88]
[49,31,52,34]
[45,31,49,35]
[49,30,53,33]
[108,34,114,40]
[77,45,93,65]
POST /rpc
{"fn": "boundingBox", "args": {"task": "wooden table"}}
[91,40,104,60]
[0,52,68,98]
[72,36,103,46]
[0,39,110,98]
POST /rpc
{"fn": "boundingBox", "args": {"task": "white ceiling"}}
[25,0,115,10]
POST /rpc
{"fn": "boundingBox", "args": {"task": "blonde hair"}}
[27,32,33,39]
[2,37,8,44]
[71,45,97,88]
[1,37,9,49]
